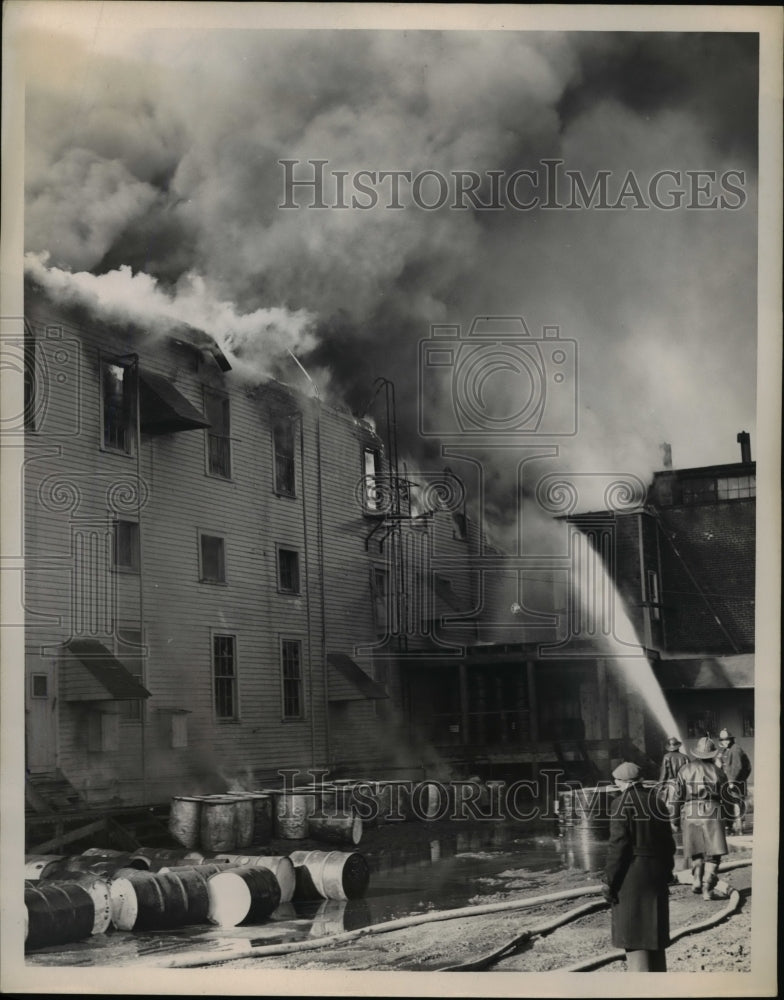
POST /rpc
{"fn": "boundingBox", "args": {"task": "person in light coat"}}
[603,761,676,972]
[670,736,729,900]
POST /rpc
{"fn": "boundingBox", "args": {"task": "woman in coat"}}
[603,761,676,972]
[670,736,729,899]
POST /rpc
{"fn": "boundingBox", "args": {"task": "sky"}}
[14,8,761,540]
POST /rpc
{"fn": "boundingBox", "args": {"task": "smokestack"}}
[737,430,751,464]
[659,443,673,469]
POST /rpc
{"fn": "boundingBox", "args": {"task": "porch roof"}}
[62,638,152,702]
[139,369,211,435]
[327,652,388,702]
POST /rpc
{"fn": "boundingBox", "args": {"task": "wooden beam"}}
[30,817,107,854]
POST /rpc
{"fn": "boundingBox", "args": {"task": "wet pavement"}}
[23,815,753,968]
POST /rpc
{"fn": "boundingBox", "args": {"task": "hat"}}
[612,762,641,782]
[693,737,718,759]
[666,737,682,749]
[718,728,734,741]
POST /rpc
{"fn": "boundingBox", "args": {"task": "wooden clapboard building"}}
[23,278,393,810]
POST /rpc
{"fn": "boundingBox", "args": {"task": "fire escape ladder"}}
[645,505,741,653]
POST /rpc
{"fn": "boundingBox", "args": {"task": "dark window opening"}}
[273,420,296,496]
[102,360,135,452]
[686,710,719,739]
[113,521,140,572]
[204,389,231,478]
[742,708,754,738]
[281,639,303,718]
[278,548,300,594]
[371,566,389,633]
[201,534,226,583]
[213,634,237,720]
[118,628,144,721]
[31,674,48,698]
[646,569,661,621]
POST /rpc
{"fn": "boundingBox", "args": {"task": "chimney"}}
[737,430,752,464]
[659,442,673,469]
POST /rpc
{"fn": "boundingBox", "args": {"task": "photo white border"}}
[2,3,781,996]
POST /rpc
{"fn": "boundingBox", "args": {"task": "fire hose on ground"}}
[153,858,751,970]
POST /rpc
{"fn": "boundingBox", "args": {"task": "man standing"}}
[659,737,689,781]
[717,728,752,834]
[603,761,676,972]
[670,736,729,900]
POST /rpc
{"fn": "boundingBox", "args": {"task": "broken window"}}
[102,360,135,452]
[273,420,296,496]
[204,388,231,478]
[363,446,383,513]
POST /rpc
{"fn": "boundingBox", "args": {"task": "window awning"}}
[139,369,211,435]
[62,638,152,702]
[654,653,754,690]
[166,323,232,372]
[327,652,388,702]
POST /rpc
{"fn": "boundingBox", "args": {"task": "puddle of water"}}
[32,817,747,965]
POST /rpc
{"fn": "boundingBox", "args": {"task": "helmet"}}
[718,728,734,741]
[666,737,682,750]
[693,737,718,759]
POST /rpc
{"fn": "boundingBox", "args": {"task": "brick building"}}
[568,441,756,773]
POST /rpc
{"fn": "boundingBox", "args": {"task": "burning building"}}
[22,278,402,809]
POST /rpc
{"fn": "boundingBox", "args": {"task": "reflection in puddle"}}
[27,820,622,964]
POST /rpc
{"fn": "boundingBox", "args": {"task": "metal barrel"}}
[247,793,273,845]
[306,813,363,846]
[168,796,204,850]
[289,850,370,901]
[24,882,95,951]
[24,856,66,881]
[272,790,317,840]
[200,796,240,852]
[42,872,112,935]
[206,866,281,927]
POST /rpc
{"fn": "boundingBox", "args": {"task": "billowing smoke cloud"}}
[22,26,758,540]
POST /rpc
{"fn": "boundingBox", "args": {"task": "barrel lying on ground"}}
[206,866,281,927]
[213,854,296,903]
[289,850,370,901]
[36,872,112,935]
[25,882,95,951]
[108,868,203,931]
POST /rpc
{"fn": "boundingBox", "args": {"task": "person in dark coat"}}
[670,736,729,900]
[659,737,689,781]
[603,761,676,972]
[717,728,751,834]
[659,737,689,822]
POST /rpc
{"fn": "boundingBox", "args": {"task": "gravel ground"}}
[215,851,752,973]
